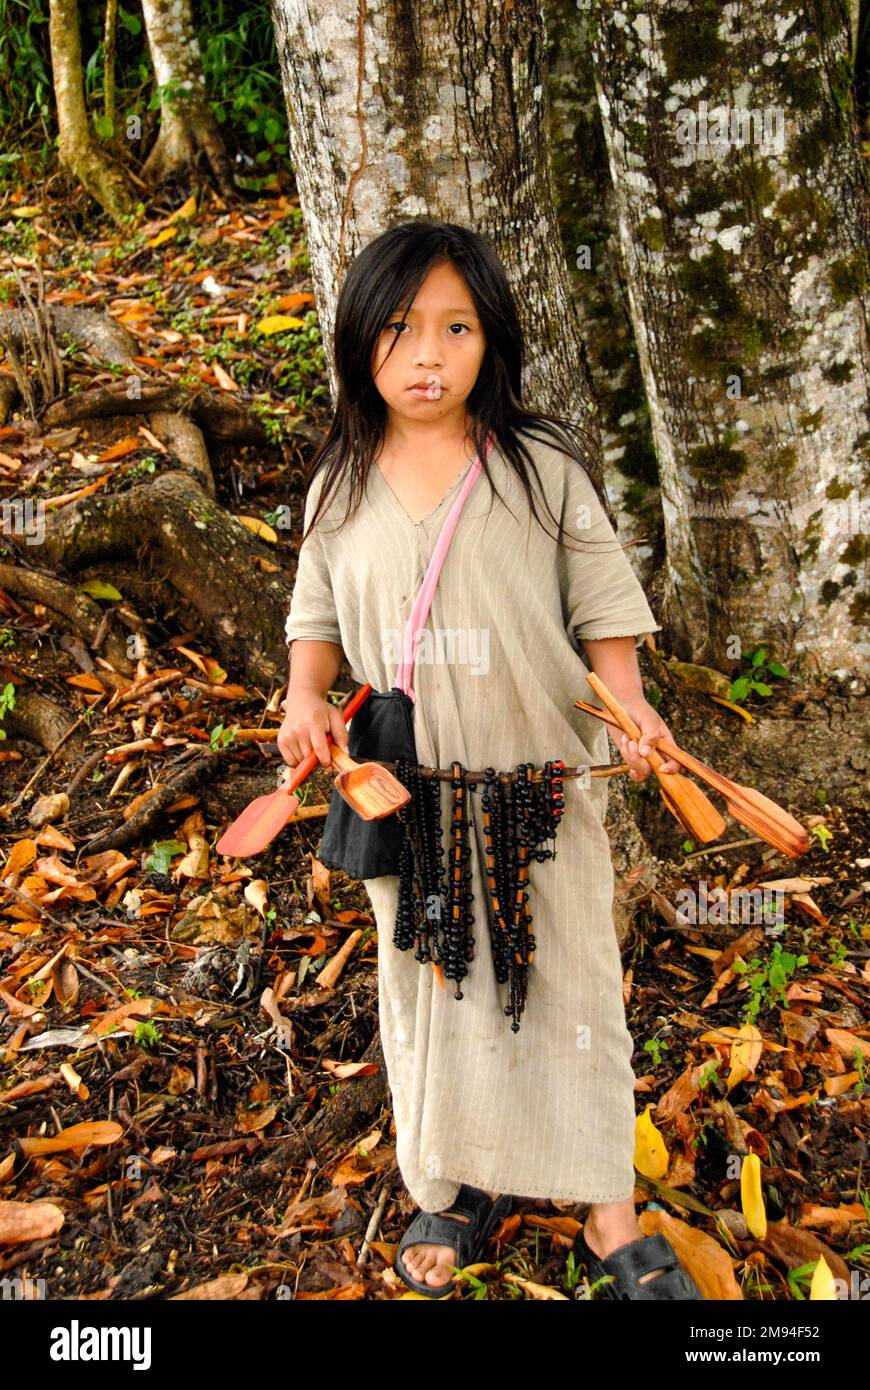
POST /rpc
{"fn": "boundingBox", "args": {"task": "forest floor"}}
[1,183,868,1302]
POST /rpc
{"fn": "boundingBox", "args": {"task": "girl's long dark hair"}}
[300,218,620,556]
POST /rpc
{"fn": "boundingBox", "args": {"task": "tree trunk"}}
[48,0,134,223]
[270,0,668,877]
[584,0,870,677]
[546,0,662,575]
[140,0,235,195]
[269,0,602,474]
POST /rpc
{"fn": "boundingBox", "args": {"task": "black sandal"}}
[394,1185,513,1298]
[573,1225,703,1300]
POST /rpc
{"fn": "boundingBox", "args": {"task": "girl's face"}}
[370,260,486,427]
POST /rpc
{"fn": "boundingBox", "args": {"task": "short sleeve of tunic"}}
[283,472,344,649]
[553,449,662,647]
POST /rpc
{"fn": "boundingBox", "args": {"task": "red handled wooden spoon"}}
[217,684,375,858]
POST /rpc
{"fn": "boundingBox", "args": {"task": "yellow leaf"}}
[16,1120,124,1156]
[148,227,178,248]
[634,1104,669,1179]
[11,206,44,219]
[727,1023,764,1091]
[169,195,197,222]
[740,1152,767,1239]
[244,879,269,917]
[502,1272,569,1299]
[2,838,39,880]
[664,658,731,698]
[212,361,238,392]
[708,695,754,723]
[809,1253,838,1300]
[236,515,278,544]
[256,315,305,335]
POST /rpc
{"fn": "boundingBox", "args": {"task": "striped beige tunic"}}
[284,431,661,1210]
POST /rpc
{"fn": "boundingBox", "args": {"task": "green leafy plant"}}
[562,1249,582,1294]
[133,1020,161,1050]
[210,722,238,751]
[0,681,16,740]
[145,839,185,874]
[729,646,789,703]
[643,1036,670,1067]
[732,941,809,1023]
[810,823,833,852]
[129,455,158,477]
[828,936,848,967]
[785,1259,817,1300]
[698,1059,722,1090]
[453,1265,489,1299]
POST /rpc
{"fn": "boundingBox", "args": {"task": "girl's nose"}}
[413,335,443,367]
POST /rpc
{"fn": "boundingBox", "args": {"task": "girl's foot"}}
[582,1205,660,1287]
[401,1188,500,1289]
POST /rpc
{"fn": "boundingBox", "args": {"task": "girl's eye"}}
[385,322,471,335]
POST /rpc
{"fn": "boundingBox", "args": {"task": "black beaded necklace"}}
[391,756,565,1031]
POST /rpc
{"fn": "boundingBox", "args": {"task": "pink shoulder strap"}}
[393,430,494,702]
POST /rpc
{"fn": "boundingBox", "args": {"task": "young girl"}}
[279,220,701,1301]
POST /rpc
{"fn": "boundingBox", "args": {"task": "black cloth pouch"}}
[316,686,417,879]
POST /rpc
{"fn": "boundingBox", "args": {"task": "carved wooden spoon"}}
[584,673,726,843]
[574,696,809,858]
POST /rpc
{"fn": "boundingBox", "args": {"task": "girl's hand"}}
[278,690,350,770]
[606,696,679,780]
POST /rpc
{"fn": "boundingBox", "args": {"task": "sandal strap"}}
[598,1232,680,1282]
[578,1229,702,1300]
[442,1184,499,1223]
[397,1186,507,1270]
[630,1265,700,1300]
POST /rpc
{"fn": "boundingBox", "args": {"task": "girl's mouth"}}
[409,382,443,399]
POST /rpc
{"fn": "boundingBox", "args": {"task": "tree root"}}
[41,379,323,448]
[147,410,214,496]
[239,1033,389,1196]
[38,470,293,682]
[81,751,222,854]
[0,305,138,367]
[0,561,136,674]
[0,689,87,765]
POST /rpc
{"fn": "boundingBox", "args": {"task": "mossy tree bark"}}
[583,0,870,677]
[547,0,661,560]
[48,0,135,224]
[269,0,603,478]
[140,0,235,195]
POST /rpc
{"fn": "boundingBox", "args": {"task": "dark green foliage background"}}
[0,0,287,186]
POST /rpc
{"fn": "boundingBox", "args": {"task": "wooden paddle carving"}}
[584,673,726,843]
[574,683,810,858]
